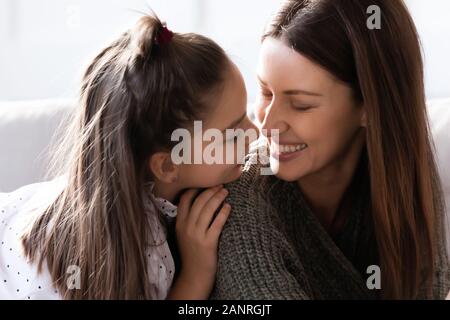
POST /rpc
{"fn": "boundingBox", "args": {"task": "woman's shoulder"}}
[224,139,282,217]
[227,139,275,194]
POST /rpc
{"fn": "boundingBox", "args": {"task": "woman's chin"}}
[274,172,302,182]
[271,163,307,182]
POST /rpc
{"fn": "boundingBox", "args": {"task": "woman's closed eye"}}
[292,104,313,111]
[291,100,317,111]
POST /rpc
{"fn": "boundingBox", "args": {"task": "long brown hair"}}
[21,13,230,299]
[264,0,448,299]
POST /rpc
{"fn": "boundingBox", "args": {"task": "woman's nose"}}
[259,101,288,138]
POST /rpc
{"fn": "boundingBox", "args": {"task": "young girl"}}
[0,13,255,299]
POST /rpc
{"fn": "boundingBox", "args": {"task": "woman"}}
[211,0,450,299]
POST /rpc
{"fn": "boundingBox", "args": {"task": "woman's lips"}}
[270,142,308,162]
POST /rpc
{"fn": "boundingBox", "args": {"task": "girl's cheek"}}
[253,100,267,126]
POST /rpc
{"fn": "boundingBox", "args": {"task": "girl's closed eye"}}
[260,89,273,99]
[226,132,241,143]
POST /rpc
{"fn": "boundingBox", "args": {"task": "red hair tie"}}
[156,25,173,45]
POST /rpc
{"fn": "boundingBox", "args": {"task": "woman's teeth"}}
[277,143,308,153]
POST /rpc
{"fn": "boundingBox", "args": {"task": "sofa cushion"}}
[427,98,450,251]
[0,99,74,192]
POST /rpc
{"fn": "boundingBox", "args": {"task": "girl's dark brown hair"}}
[264,0,448,299]
[21,13,230,299]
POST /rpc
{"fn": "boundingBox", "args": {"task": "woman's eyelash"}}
[292,104,314,111]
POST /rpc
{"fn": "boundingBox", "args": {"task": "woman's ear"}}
[360,106,368,128]
[149,152,179,184]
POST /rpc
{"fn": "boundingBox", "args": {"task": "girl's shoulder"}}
[0,177,67,300]
[0,176,67,213]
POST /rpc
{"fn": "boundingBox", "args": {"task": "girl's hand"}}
[167,185,231,300]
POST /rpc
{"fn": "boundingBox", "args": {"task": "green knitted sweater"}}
[211,143,450,299]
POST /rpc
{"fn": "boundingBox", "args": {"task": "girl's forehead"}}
[210,73,246,127]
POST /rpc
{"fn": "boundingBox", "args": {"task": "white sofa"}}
[428,98,450,221]
[0,98,449,218]
[0,99,74,192]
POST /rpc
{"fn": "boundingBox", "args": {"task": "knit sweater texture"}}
[211,142,450,299]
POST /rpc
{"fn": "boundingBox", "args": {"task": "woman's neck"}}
[297,131,366,235]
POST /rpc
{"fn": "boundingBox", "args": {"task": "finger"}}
[187,185,223,225]
[207,203,231,239]
[196,188,229,230]
[177,188,200,223]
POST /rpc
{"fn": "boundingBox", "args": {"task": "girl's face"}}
[177,63,257,188]
[255,38,366,182]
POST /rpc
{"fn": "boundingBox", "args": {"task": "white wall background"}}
[407,0,450,99]
[0,0,449,103]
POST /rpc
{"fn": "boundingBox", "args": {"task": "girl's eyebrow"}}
[257,75,268,86]
[222,112,247,132]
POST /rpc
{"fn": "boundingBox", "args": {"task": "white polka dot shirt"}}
[0,177,177,299]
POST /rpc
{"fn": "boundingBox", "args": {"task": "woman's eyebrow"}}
[257,75,322,96]
[222,112,247,132]
[283,89,323,97]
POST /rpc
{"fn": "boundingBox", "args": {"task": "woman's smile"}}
[269,140,308,162]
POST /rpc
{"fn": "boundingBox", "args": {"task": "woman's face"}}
[255,38,366,182]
